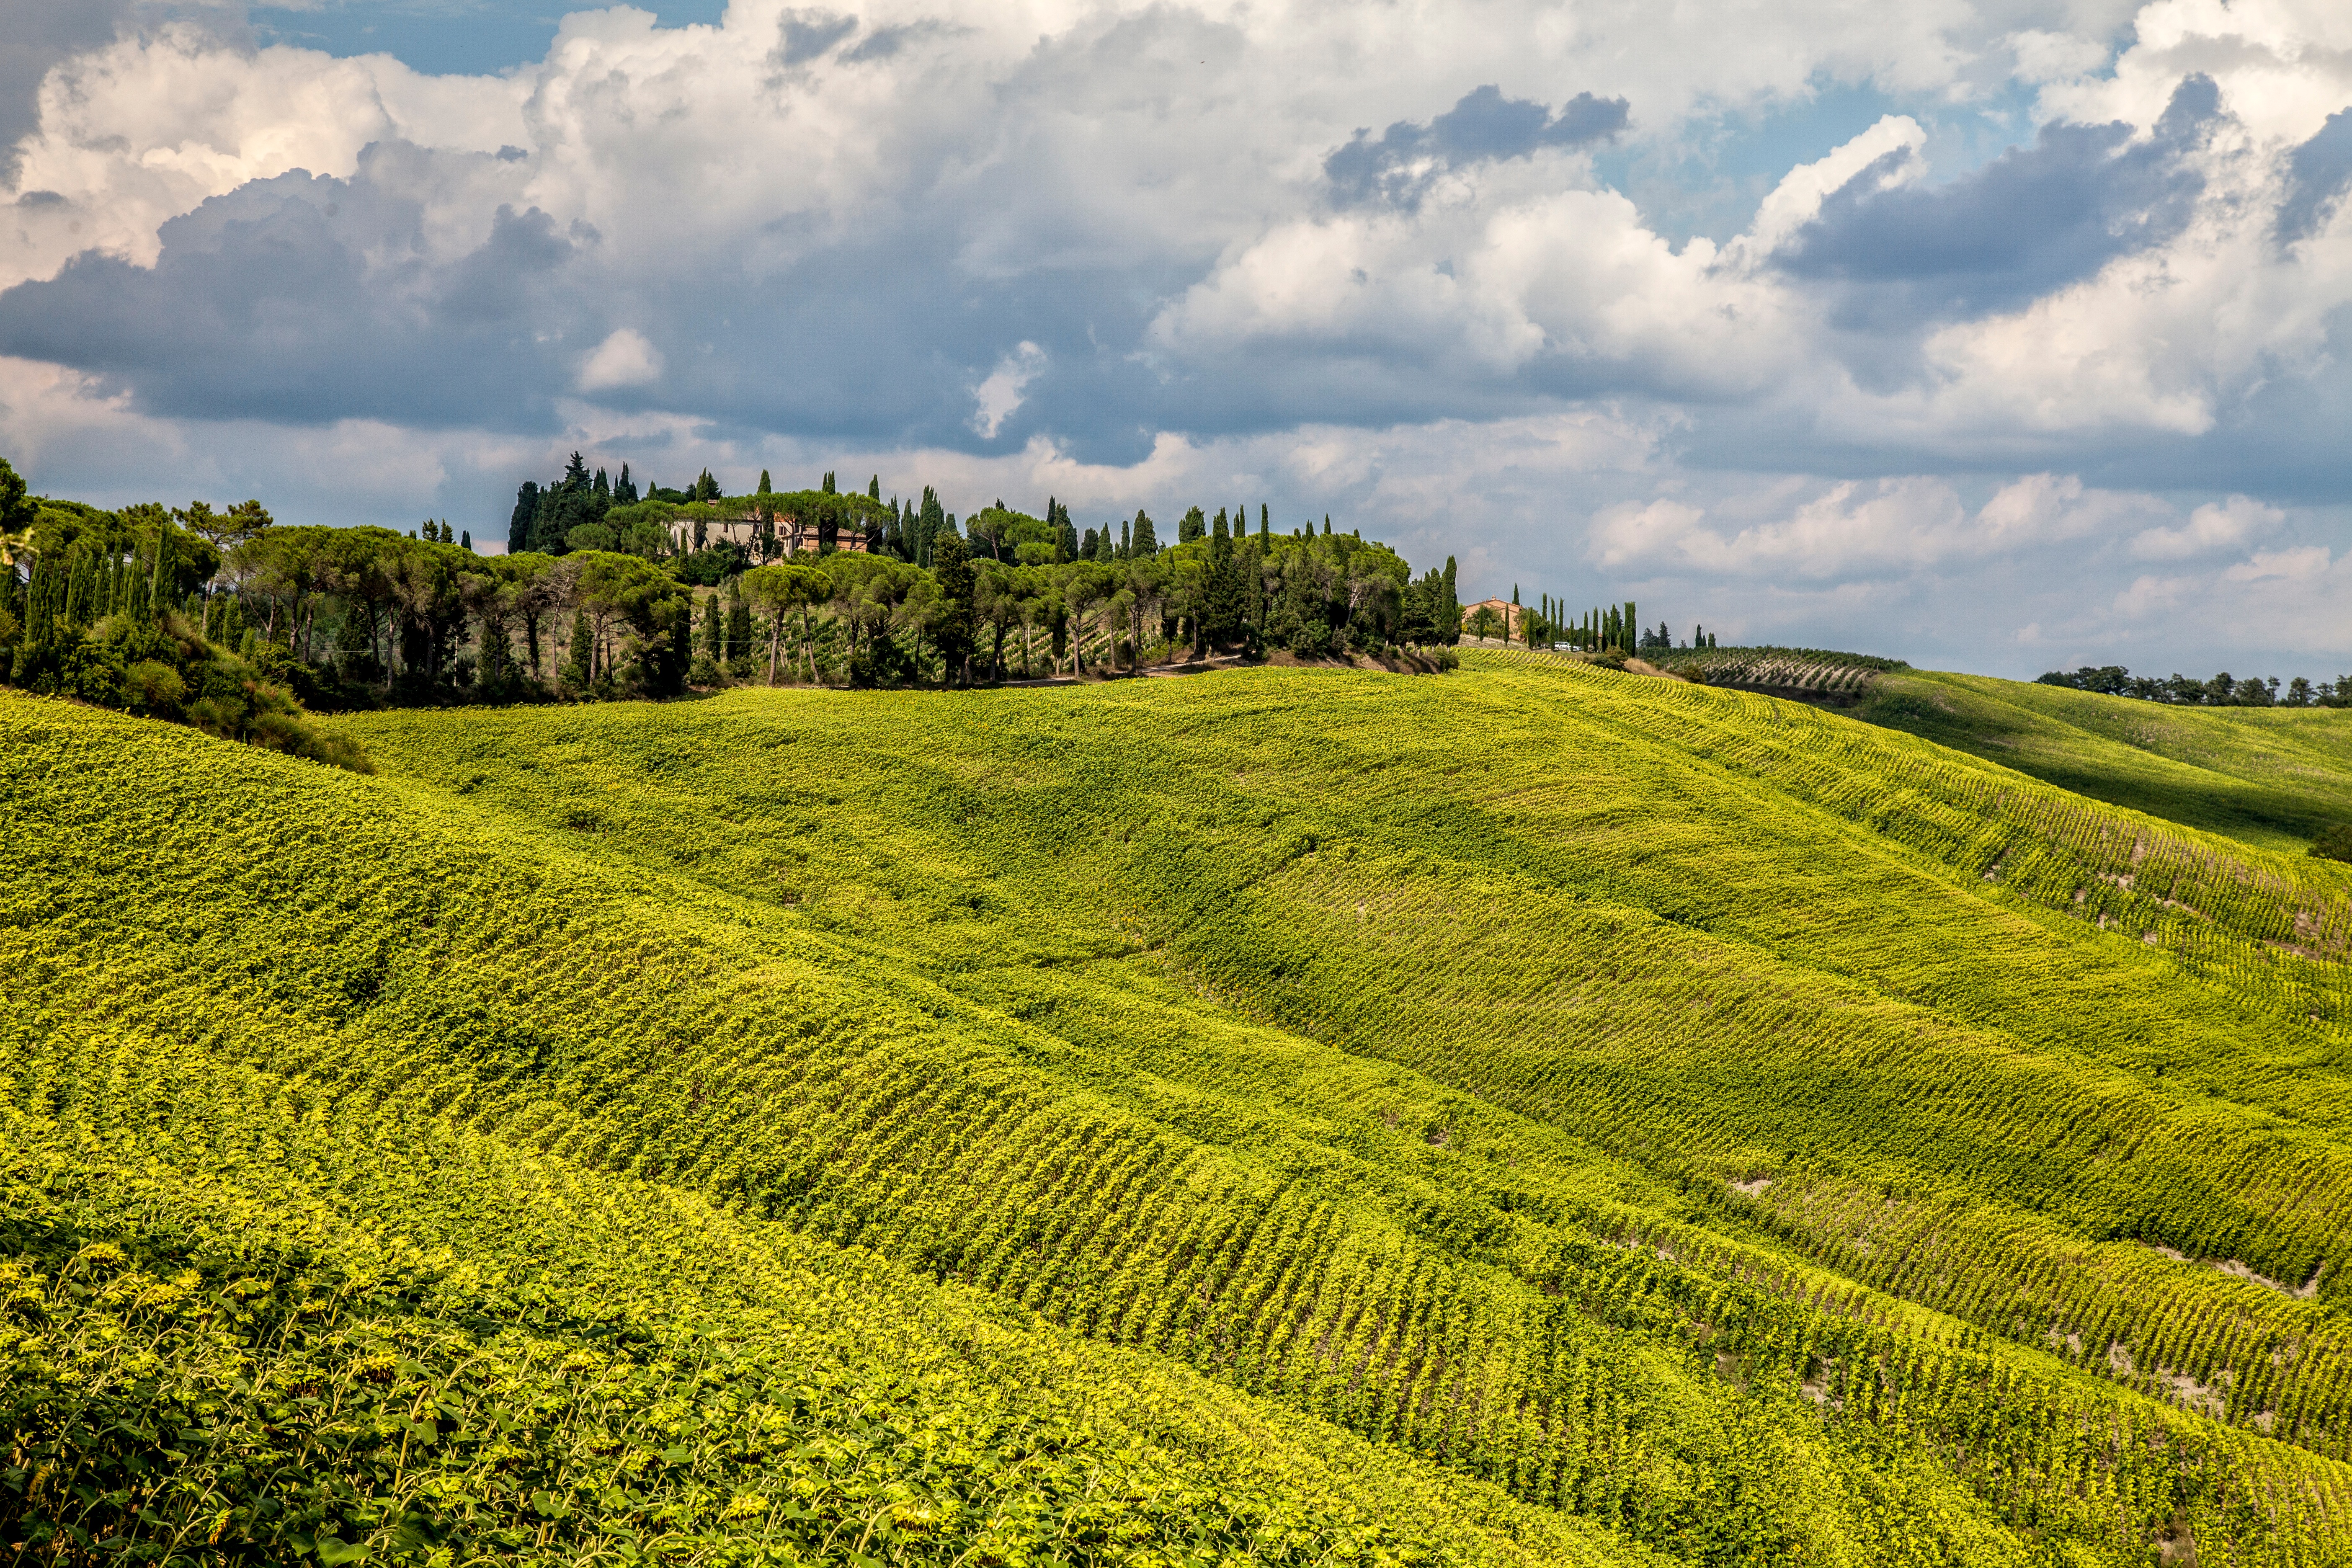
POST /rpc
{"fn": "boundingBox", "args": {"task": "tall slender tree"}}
[929,532,975,683]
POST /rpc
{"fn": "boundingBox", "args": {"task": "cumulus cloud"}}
[969,341,1044,440]
[3,0,2352,673]
[0,0,138,186]
[1737,114,1928,260]
[578,328,663,392]
[0,155,582,427]
[2222,545,2329,582]
[1326,85,1629,210]
[1777,76,2218,317]
[2277,107,2352,245]
[2130,494,2284,560]
[1586,473,2178,580]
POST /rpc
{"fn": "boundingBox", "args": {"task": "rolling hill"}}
[1857,669,2352,854]
[8,649,2352,1566]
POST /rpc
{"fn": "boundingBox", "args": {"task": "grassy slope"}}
[11,651,2352,1565]
[1858,668,2352,852]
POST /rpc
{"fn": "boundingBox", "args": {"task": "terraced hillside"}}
[1858,669,2352,853]
[9,649,2352,1566]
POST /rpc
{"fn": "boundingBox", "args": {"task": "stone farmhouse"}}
[1459,597,1523,637]
[673,501,872,560]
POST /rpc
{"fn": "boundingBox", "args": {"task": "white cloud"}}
[1734,113,1926,261]
[1592,473,2173,580]
[2223,544,2331,582]
[578,328,664,391]
[2006,29,2112,86]
[969,341,1045,439]
[6,0,2352,673]
[2130,493,2285,559]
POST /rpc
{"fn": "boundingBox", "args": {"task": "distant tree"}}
[726,587,753,675]
[1131,511,1159,556]
[917,487,946,567]
[1400,576,1436,646]
[759,469,773,495]
[742,563,829,683]
[868,475,880,500]
[1177,506,1206,545]
[929,531,975,683]
[0,455,32,536]
[564,605,595,687]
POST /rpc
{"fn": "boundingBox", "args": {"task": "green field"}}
[1857,670,2352,854]
[10,650,2352,1565]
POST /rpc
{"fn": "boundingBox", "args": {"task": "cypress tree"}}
[759,469,773,494]
[930,531,975,684]
[917,487,944,567]
[64,551,93,628]
[138,518,167,617]
[868,475,880,500]
[823,472,837,495]
[1131,511,1159,555]
[727,589,753,667]
[702,594,722,660]
[566,606,595,686]
[1625,601,1637,652]
[1244,536,1264,642]
[618,462,635,502]
[1119,518,1131,559]
[460,529,472,551]
[1442,557,1459,645]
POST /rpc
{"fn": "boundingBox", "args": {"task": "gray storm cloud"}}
[0,0,2349,676]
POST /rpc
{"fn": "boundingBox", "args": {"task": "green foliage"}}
[1857,669,2352,852]
[1652,647,1907,691]
[0,456,33,536]
[16,652,2352,1565]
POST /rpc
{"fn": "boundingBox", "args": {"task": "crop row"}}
[16,694,2352,1565]
[334,662,2352,1465]
[0,1032,1633,1568]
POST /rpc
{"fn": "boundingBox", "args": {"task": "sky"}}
[1,0,2349,678]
